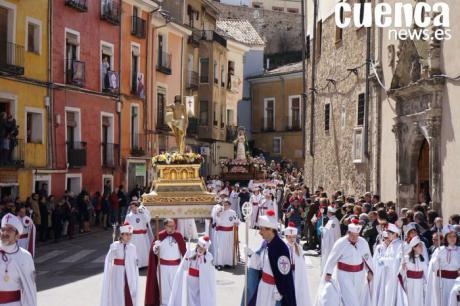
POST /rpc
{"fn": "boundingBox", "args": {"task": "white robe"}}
[319,236,374,306]
[402,254,428,306]
[168,250,216,306]
[377,239,408,306]
[0,243,37,306]
[209,204,222,258]
[229,190,241,219]
[249,193,263,228]
[426,245,460,306]
[320,216,341,271]
[372,242,389,306]
[447,277,460,306]
[125,210,153,268]
[100,241,139,306]
[177,219,198,240]
[18,218,36,258]
[215,209,239,266]
[155,236,183,306]
[286,242,312,306]
[255,247,278,306]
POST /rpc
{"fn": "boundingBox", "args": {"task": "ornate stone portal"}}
[141,163,217,218]
[389,31,444,213]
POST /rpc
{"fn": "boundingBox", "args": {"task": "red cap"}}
[203,236,210,241]
[123,221,130,226]
[267,210,275,217]
[351,218,359,225]
[288,221,296,228]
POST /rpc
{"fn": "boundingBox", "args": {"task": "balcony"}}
[67,141,87,168]
[156,51,172,75]
[187,117,198,136]
[131,16,146,39]
[201,31,227,48]
[188,29,202,47]
[65,0,88,12]
[101,142,119,168]
[285,116,302,131]
[0,139,24,168]
[130,133,145,157]
[66,59,85,87]
[186,70,199,90]
[227,75,241,93]
[260,118,275,132]
[0,42,25,75]
[226,125,238,142]
[101,0,120,25]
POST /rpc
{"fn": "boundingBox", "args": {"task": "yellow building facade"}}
[248,62,304,166]
[0,0,49,200]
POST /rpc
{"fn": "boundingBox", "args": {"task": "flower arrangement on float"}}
[151,152,203,165]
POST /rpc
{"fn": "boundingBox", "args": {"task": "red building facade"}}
[48,0,122,197]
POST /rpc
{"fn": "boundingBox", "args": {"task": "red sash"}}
[113,259,125,266]
[262,272,276,285]
[188,268,200,277]
[19,233,28,239]
[406,270,423,279]
[0,291,20,303]
[133,229,147,234]
[216,226,233,231]
[337,262,364,272]
[437,270,458,279]
[160,259,181,266]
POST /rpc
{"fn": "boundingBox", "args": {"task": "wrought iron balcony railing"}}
[0,139,24,168]
[0,41,25,75]
[66,59,86,87]
[101,0,121,25]
[101,142,119,168]
[156,51,172,75]
[186,70,199,89]
[65,0,88,12]
[131,16,146,39]
[67,141,87,168]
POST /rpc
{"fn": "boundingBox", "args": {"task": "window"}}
[213,102,218,126]
[324,103,331,132]
[352,127,364,163]
[227,61,235,89]
[199,100,208,125]
[221,65,225,87]
[316,20,322,58]
[306,35,310,59]
[287,8,299,14]
[336,1,344,43]
[341,105,346,129]
[101,42,114,91]
[65,30,80,84]
[26,19,41,53]
[214,61,218,84]
[131,105,139,149]
[199,58,209,83]
[65,108,81,145]
[26,111,43,144]
[220,105,225,128]
[131,44,140,95]
[273,137,281,154]
[264,98,275,131]
[227,109,234,126]
[157,87,166,128]
[272,6,284,12]
[289,95,301,130]
[357,93,365,126]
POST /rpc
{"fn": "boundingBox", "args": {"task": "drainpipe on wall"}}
[117,5,122,169]
[364,11,372,192]
[47,0,54,169]
[300,0,307,159]
[309,0,317,159]
[145,10,151,157]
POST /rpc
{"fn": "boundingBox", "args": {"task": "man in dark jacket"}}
[361,211,379,254]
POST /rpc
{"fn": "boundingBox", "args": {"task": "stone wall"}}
[303,14,376,197]
[214,2,302,55]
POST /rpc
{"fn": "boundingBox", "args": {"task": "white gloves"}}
[244,245,254,257]
[274,290,282,301]
[153,240,161,253]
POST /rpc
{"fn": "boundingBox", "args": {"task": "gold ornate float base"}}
[141,164,216,219]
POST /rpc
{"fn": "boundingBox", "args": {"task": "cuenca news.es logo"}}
[335,2,451,41]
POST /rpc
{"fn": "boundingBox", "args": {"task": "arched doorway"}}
[417,139,430,204]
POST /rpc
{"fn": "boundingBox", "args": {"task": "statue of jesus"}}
[165,95,188,154]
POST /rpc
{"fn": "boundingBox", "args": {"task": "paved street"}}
[36,222,322,306]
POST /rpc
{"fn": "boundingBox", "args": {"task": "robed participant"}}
[100,221,138,306]
[284,222,312,306]
[168,236,216,306]
[320,206,340,270]
[145,219,186,306]
[0,213,37,306]
[316,218,373,306]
